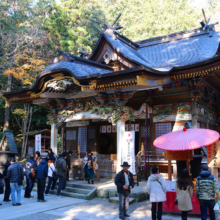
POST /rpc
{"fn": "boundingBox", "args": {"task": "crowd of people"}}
[0,149,73,206]
[115,163,219,220]
[0,150,218,220]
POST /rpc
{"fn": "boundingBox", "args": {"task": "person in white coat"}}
[147,166,167,220]
[45,157,57,195]
[175,169,193,220]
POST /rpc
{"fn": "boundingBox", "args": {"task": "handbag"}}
[49,166,56,177]
[174,198,178,205]
[17,164,23,186]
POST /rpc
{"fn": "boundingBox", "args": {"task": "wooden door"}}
[65,128,78,152]
[87,125,97,154]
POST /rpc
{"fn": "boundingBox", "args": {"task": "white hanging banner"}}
[35,134,41,153]
[123,131,136,175]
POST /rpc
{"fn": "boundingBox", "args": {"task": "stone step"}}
[108,197,135,205]
[53,186,90,194]
[31,187,87,199]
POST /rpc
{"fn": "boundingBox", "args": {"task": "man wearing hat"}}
[115,162,135,219]
[196,164,220,220]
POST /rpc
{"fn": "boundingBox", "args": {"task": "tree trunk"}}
[3,50,13,131]
[21,105,33,158]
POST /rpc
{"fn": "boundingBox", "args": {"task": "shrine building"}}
[3,20,220,179]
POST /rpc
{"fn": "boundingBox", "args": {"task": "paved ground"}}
[0,190,205,220]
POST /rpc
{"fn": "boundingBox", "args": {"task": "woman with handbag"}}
[147,166,167,220]
[175,169,193,220]
[83,149,97,184]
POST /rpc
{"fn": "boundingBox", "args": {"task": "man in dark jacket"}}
[66,151,73,182]
[196,164,220,220]
[3,159,11,202]
[115,162,134,220]
[56,152,68,198]
[6,157,24,206]
[24,155,37,198]
[36,157,48,202]
[0,172,4,205]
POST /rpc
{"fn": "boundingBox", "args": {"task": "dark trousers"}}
[200,199,216,220]
[119,191,130,218]
[3,179,10,201]
[181,211,188,220]
[45,176,57,194]
[57,176,64,196]
[51,175,58,190]
[62,176,66,190]
[24,177,34,197]
[66,169,69,181]
[152,202,163,220]
[37,179,45,201]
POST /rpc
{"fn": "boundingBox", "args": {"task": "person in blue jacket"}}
[36,157,48,202]
[24,155,37,198]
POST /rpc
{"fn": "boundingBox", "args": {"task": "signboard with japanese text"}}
[35,134,41,153]
[123,131,136,175]
[207,140,220,167]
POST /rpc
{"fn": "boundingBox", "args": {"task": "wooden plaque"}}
[164,150,193,161]
[207,141,220,168]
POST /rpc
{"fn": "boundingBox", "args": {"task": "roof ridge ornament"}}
[101,12,123,37]
[200,9,219,37]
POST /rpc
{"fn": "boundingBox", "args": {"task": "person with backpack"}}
[24,155,37,199]
[45,157,57,195]
[175,169,193,220]
[3,159,11,202]
[6,157,24,206]
[147,166,167,220]
[36,157,48,202]
[56,152,68,198]
[196,164,220,220]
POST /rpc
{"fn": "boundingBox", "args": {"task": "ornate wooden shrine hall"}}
[3,19,220,178]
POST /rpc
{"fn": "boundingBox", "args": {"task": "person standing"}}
[6,157,24,206]
[24,155,37,198]
[83,149,97,184]
[176,169,193,220]
[45,157,57,195]
[147,166,167,220]
[196,164,220,220]
[115,162,134,220]
[35,151,42,166]
[56,152,68,198]
[36,157,48,202]
[47,148,57,163]
[3,159,11,202]
[66,151,73,182]
[0,172,4,205]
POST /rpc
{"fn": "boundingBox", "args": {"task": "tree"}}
[0,0,53,130]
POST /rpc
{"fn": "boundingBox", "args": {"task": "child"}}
[147,166,167,220]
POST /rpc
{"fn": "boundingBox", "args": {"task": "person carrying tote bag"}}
[175,169,193,220]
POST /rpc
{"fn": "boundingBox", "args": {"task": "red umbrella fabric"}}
[153,128,219,151]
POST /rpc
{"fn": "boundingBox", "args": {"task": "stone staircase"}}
[24,180,97,200]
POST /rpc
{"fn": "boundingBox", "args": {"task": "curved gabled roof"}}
[39,61,112,78]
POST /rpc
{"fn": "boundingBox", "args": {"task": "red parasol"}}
[153,128,219,151]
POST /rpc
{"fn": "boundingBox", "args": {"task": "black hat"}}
[121,162,131,167]
[49,156,55,161]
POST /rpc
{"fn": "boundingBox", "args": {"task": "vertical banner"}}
[35,134,41,153]
[207,140,220,167]
[123,131,136,175]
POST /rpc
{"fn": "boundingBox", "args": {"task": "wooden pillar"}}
[168,160,172,181]
[214,167,218,182]
[191,100,197,129]
[116,120,125,173]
